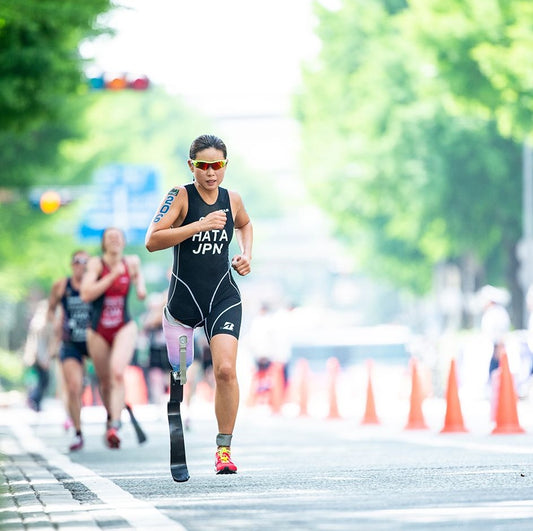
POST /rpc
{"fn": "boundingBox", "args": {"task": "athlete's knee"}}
[110,367,125,385]
[65,380,82,397]
[99,379,112,397]
[214,362,237,384]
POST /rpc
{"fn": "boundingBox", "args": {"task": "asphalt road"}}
[3,395,533,531]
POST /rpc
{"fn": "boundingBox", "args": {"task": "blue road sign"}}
[78,164,163,244]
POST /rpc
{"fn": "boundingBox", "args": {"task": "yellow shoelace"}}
[217,447,231,463]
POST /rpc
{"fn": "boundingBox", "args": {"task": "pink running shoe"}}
[106,427,120,449]
[215,447,237,474]
[69,434,84,452]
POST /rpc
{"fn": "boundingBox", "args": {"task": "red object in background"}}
[129,76,150,90]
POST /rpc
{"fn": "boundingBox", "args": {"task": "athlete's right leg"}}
[210,333,239,436]
[210,333,239,474]
[107,321,138,425]
[61,354,84,451]
[86,329,112,417]
[61,357,84,433]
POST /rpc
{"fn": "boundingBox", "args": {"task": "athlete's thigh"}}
[110,321,138,373]
[86,329,112,381]
[210,333,238,371]
[205,297,242,341]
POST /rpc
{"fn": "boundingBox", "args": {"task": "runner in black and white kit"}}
[166,182,242,339]
[47,250,91,452]
[146,134,253,475]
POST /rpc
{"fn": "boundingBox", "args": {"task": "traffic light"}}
[129,76,150,90]
[88,73,150,91]
[28,187,75,213]
[106,76,128,90]
[88,75,105,90]
[39,190,61,214]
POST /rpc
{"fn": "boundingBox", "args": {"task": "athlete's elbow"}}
[145,240,160,253]
[145,234,170,252]
[145,236,155,252]
[145,233,159,253]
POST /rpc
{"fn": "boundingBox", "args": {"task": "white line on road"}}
[11,423,186,531]
[348,500,533,525]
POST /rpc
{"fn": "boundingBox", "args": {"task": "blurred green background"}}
[1,0,533,391]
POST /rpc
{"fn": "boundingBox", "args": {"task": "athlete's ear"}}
[187,159,195,173]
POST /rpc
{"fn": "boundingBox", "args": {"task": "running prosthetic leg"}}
[162,308,194,482]
[125,404,147,444]
[168,376,189,482]
[162,306,194,383]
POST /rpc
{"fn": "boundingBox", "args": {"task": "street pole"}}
[524,141,533,240]
[522,141,533,325]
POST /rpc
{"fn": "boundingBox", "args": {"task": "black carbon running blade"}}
[168,376,189,482]
[125,404,147,444]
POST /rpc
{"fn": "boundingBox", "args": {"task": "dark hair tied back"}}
[189,134,227,159]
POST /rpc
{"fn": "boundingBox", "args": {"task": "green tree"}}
[296,0,524,323]
[0,0,112,300]
[0,1,110,120]
[401,0,533,139]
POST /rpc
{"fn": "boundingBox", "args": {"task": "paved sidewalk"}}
[0,400,181,531]
[1,421,102,530]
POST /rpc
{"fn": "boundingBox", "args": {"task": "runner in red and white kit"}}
[81,227,146,448]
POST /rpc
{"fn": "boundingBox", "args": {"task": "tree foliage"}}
[0,1,111,128]
[296,0,524,305]
[402,0,533,139]
[0,0,113,299]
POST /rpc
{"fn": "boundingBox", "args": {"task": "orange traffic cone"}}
[405,358,428,430]
[492,353,525,434]
[361,360,380,425]
[326,357,341,419]
[440,358,467,433]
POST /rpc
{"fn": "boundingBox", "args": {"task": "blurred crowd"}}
[21,256,533,449]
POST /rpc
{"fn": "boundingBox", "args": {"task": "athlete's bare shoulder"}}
[49,277,68,309]
[124,254,141,268]
[170,185,189,198]
[85,255,103,276]
[52,276,68,294]
[228,189,242,205]
[152,185,188,224]
[228,189,246,213]
[170,184,187,195]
